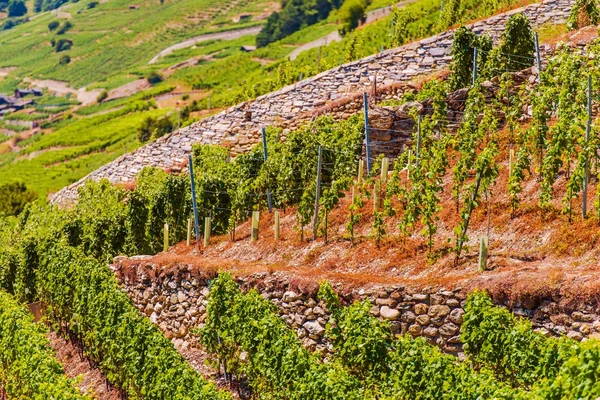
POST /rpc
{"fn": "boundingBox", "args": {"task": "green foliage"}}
[568,0,600,30]
[59,54,71,65]
[317,282,524,399]
[7,0,26,17]
[0,182,37,216]
[449,26,492,91]
[200,273,365,399]
[137,114,175,142]
[146,71,163,85]
[48,20,59,31]
[0,199,230,399]
[96,89,108,103]
[257,0,342,47]
[484,13,535,77]
[54,38,73,52]
[463,291,580,389]
[338,0,369,35]
[0,290,86,399]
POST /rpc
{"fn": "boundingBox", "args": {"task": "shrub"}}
[96,90,108,103]
[0,182,37,217]
[338,0,369,35]
[146,71,163,85]
[54,38,72,52]
[87,0,97,7]
[7,0,26,17]
[59,54,71,65]
[449,26,492,91]
[137,115,174,142]
[48,20,59,30]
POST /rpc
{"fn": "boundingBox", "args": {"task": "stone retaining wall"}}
[113,259,600,355]
[51,0,574,206]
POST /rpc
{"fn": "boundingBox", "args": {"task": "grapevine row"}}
[0,290,86,399]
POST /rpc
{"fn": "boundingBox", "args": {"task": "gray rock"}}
[428,305,451,318]
[448,308,464,324]
[282,291,298,302]
[414,303,429,315]
[380,306,400,320]
[439,323,459,336]
[303,320,325,337]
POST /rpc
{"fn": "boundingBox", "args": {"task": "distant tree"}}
[0,182,37,217]
[7,0,27,17]
[146,71,163,85]
[54,38,72,52]
[87,0,97,8]
[97,90,108,102]
[59,54,71,64]
[33,0,42,11]
[338,0,369,35]
[0,0,8,11]
[137,116,174,143]
[256,0,343,47]
[48,20,59,30]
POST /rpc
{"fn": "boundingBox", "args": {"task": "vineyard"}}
[3,1,600,399]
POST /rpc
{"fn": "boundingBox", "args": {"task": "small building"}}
[14,88,42,98]
[241,45,256,52]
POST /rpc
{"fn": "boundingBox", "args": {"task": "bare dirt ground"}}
[47,331,125,399]
[106,78,150,101]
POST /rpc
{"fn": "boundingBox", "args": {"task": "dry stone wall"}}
[113,258,600,355]
[51,0,574,206]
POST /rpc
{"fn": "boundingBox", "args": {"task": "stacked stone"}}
[114,259,600,357]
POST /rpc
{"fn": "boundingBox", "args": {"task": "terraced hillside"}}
[0,0,541,201]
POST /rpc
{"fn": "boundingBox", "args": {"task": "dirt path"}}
[47,331,125,399]
[148,26,262,65]
[288,0,420,61]
[288,31,342,61]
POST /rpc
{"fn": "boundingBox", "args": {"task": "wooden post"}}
[251,211,260,242]
[261,127,273,212]
[186,217,192,246]
[381,157,389,182]
[363,92,372,175]
[188,155,200,243]
[274,211,280,240]
[374,180,381,212]
[509,148,514,177]
[478,235,489,271]
[358,159,364,184]
[583,75,592,218]
[204,217,211,247]
[313,145,323,241]
[163,223,169,252]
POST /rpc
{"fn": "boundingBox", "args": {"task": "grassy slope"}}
[0,0,272,88]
